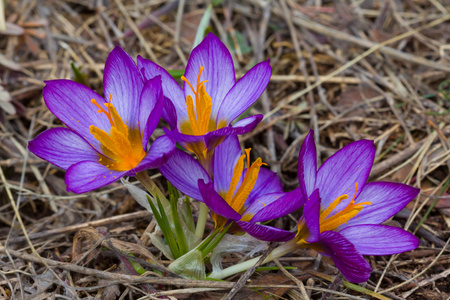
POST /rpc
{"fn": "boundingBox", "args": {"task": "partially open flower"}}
[138,33,271,174]
[291,130,420,282]
[159,136,302,241]
[28,47,175,193]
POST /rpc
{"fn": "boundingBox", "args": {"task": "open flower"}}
[159,136,302,241]
[289,130,420,282]
[28,47,175,193]
[138,33,271,174]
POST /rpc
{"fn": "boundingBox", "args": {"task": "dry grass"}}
[1,0,449,299]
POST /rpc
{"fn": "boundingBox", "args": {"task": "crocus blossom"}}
[28,47,175,193]
[291,130,420,282]
[138,33,271,174]
[159,136,303,241]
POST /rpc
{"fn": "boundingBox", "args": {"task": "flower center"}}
[211,149,266,227]
[180,66,223,136]
[226,149,266,214]
[297,183,371,242]
[89,95,145,171]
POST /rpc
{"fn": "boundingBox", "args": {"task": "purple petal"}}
[304,189,321,243]
[316,140,375,210]
[298,130,317,198]
[340,225,420,255]
[163,97,177,129]
[243,192,286,220]
[343,182,420,227]
[129,135,175,175]
[184,33,235,119]
[65,161,126,194]
[246,168,283,204]
[137,56,186,122]
[164,115,262,155]
[247,187,304,223]
[28,128,99,170]
[139,76,164,149]
[213,135,242,194]
[43,79,110,150]
[236,221,295,242]
[217,60,271,123]
[103,47,144,127]
[198,180,241,220]
[319,231,372,283]
[158,148,210,200]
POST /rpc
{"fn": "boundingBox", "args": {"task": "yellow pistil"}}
[180,66,222,136]
[296,183,371,243]
[89,95,145,171]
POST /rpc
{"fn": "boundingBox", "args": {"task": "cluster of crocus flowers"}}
[28,33,420,284]
[160,136,302,241]
[28,47,175,193]
[138,33,272,174]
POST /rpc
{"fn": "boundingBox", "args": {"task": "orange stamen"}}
[91,94,114,126]
[180,66,213,136]
[320,183,371,232]
[226,149,267,214]
[89,95,145,171]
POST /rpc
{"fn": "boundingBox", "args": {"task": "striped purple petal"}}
[216,60,271,124]
[342,182,420,228]
[340,225,419,255]
[158,148,210,200]
[198,180,241,221]
[65,161,127,194]
[237,221,295,242]
[298,130,317,198]
[103,46,144,128]
[316,140,375,211]
[28,128,99,170]
[319,231,372,283]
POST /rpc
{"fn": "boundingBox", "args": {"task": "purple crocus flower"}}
[138,33,271,174]
[159,136,303,241]
[287,130,420,283]
[28,47,175,193]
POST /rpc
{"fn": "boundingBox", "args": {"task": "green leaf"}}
[168,249,206,279]
[201,223,232,258]
[227,31,253,55]
[167,69,185,79]
[193,5,212,48]
[147,195,181,258]
[70,61,87,86]
[169,182,189,255]
[127,253,146,275]
[211,0,223,6]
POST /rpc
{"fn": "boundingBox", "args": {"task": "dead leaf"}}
[0,22,25,35]
[0,53,22,71]
[335,84,381,117]
[0,85,16,115]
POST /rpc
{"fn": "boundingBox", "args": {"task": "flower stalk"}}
[209,239,298,280]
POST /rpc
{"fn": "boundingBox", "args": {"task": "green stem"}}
[209,239,298,280]
[136,171,169,207]
[195,202,209,238]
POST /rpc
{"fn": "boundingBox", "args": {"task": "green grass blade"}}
[193,4,212,48]
[147,195,180,259]
[201,223,232,258]
[168,182,189,255]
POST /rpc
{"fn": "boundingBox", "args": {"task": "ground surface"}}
[0,0,449,299]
